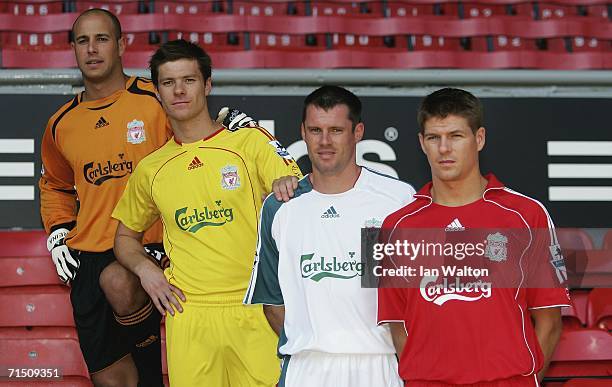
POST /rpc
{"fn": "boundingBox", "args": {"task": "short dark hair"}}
[71,8,122,42]
[417,88,483,133]
[149,39,212,86]
[302,85,362,130]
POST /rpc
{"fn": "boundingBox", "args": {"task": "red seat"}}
[156,1,225,15]
[562,289,589,328]
[570,250,612,288]
[585,5,609,19]
[0,230,47,258]
[0,286,75,327]
[0,256,61,287]
[387,2,437,17]
[1,31,70,49]
[0,327,88,379]
[587,288,612,330]
[0,377,92,386]
[564,378,612,386]
[548,328,612,377]
[4,2,64,15]
[0,230,61,287]
[536,3,579,20]
[75,1,141,15]
[557,228,595,250]
[603,230,612,250]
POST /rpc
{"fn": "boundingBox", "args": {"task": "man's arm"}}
[263,305,285,336]
[115,222,185,316]
[39,119,80,283]
[387,322,408,358]
[531,307,563,381]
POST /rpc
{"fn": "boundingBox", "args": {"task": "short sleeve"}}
[244,196,284,305]
[248,127,302,191]
[378,287,408,323]
[112,163,160,233]
[526,205,571,309]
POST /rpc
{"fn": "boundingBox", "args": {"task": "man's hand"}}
[47,228,79,283]
[134,259,186,316]
[216,107,258,131]
[271,175,299,202]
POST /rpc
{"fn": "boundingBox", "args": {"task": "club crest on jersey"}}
[484,232,508,262]
[221,165,240,190]
[364,218,383,228]
[126,119,146,144]
[268,140,293,160]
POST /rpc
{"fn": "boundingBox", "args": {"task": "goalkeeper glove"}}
[216,107,258,131]
[47,228,79,283]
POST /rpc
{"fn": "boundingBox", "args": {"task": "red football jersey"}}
[377,174,570,384]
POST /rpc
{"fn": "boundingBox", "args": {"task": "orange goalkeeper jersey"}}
[39,76,169,252]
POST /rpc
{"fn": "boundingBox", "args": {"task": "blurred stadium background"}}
[0,0,610,386]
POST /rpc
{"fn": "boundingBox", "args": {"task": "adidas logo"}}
[95,116,109,129]
[445,218,465,232]
[136,335,159,348]
[187,156,203,170]
[321,206,340,219]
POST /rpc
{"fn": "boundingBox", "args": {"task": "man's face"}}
[301,104,364,176]
[71,13,125,82]
[419,114,485,183]
[156,59,211,123]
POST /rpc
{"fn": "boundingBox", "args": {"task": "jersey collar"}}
[415,173,505,202]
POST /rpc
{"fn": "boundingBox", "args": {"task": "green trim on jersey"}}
[247,177,313,305]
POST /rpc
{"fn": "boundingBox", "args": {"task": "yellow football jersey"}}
[112,126,302,296]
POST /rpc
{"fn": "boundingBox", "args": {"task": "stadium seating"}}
[563,378,612,386]
[0,285,74,327]
[568,250,612,288]
[0,327,89,381]
[548,328,612,378]
[561,289,589,329]
[557,228,595,251]
[0,1,609,69]
[587,288,612,330]
[603,230,612,250]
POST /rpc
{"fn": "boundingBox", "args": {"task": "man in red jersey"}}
[377,88,569,386]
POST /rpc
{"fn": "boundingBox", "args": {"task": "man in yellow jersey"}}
[112,39,302,386]
[39,9,169,386]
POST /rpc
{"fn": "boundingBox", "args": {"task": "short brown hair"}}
[149,39,212,86]
[71,8,122,42]
[302,85,362,131]
[417,88,483,133]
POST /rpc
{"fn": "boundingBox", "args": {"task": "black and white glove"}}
[144,243,170,270]
[47,228,79,283]
[216,107,258,131]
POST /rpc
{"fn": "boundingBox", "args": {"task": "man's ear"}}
[354,122,365,142]
[475,127,486,152]
[418,132,426,155]
[117,35,126,57]
[204,77,212,96]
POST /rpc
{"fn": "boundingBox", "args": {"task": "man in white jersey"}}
[244,86,415,387]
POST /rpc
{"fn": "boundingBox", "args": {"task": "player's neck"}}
[171,110,221,144]
[310,164,361,194]
[82,72,128,102]
[431,171,487,207]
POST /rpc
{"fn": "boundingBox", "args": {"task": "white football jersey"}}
[245,167,415,355]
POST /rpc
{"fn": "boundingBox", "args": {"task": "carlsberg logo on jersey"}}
[301,252,363,282]
[175,200,234,233]
[83,153,133,186]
